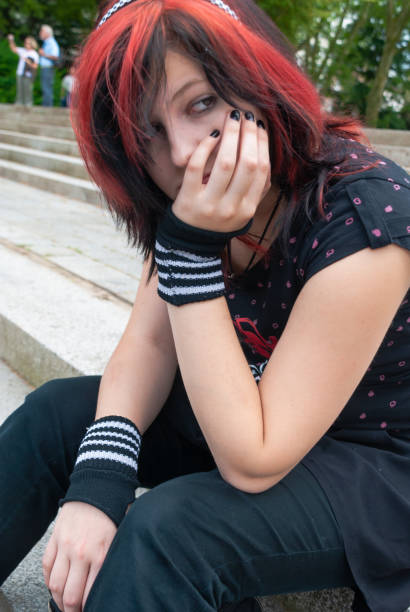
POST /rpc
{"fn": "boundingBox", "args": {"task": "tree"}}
[365,0,410,125]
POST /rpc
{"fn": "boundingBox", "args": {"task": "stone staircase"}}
[0,103,409,612]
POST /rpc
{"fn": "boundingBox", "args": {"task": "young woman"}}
[7,34,39,106]
[1,1,409,611]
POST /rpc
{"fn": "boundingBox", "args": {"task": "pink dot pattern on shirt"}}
[385,206,393,213]
[389,401,397,408]
[372,229,382,237]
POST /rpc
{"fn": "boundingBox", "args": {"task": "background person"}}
[7,34,39,106]
[60,65,76,107]
[38,24,60,106]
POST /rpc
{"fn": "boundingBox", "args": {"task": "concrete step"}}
[0,142,88,180]
[0,158,100,205]
[369,143,410,170]
[0,111,72,128]
[0,129,79,157]
[0,242,133,387]
[0,359,33,425]
[0,177,142,303]
[364,127,410,147]
[0,119,75,140]
[0,104,71,127]
[0,176,142,386]
[0,103,69,116]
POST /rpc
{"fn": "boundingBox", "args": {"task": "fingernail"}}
[230,109,240,121]
[210,129,220,137]
[245,111,255,121]
[256,119,265,129]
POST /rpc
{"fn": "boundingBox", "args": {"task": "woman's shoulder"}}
[295,145,410,283]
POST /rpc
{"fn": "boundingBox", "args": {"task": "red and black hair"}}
[71,0,364,260]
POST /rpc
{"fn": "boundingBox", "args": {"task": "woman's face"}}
[24,38,32,49]
[145,50,269,201]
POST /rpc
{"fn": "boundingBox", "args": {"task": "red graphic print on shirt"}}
[233,317,278,359]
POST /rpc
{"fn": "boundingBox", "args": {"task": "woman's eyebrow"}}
[170,78,207,103]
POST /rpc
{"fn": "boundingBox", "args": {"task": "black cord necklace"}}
[226,189,283,279]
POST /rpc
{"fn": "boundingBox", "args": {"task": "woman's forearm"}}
[167,297,264,483]
[96,336,178,435]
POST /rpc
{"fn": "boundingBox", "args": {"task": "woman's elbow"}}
[221,470,284,495]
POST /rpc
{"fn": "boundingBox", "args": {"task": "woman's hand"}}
[43,501,117,612]
[172,109,271,232]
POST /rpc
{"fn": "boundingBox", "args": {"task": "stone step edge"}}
[0,239,132,387]
[0,237,133,309]
[0,142,84,165]
[0,158,98,190]
[0,129,77,147]
[0,313,83,388]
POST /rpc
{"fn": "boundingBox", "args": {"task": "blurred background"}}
[0,0,408,128]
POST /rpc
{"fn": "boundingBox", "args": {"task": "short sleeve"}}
[299,172,410,284]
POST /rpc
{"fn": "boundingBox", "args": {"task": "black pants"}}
[0,375,355,610]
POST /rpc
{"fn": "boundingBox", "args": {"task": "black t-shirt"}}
[225,144,410,611]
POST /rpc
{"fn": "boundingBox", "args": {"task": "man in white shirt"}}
[7,34,39,106]
[38,24,60,106]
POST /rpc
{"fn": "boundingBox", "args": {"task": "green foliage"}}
[256,0,410,129]
[0,39,15,103]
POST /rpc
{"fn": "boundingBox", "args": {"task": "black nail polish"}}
[256,119,265,129]
[245,111,255,121]
[210,129,220,137]
[230,109,240,121]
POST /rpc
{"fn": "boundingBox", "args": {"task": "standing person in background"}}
[60,65,76,107]
[38,25,60,107]
[7,34,39,107]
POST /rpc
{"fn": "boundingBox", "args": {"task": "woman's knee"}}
[123,471,221,546]
[15,376,101,455]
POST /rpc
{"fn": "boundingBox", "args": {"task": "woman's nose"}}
[168,131,199,169]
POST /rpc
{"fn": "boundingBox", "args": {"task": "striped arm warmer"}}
[155,207,252,306]
[59,416,142,526]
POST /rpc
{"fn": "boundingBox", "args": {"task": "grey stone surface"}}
[0,243,132,386]
[0,159,100,205]
[0,177,143,301]
[0,143,88,180]
[0,121,75,141]
[0,526,52,612]
[364,127,410,147]
[0,130,79,157]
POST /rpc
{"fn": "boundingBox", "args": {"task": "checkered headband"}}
[97,0,239,28]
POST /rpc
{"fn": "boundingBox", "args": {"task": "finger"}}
[244,119,271,207]
[82,562,102,610]
[206,109,242,198]
[62,562,89,612]
[180,129,222,195]
[226,110,260,206]
[43,536,58,588]
[48,555,70,612]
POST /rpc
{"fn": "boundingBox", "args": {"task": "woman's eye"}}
[151,123,165,135]
[190,96,217,114]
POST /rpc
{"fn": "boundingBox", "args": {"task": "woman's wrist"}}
[59,415,142,526]
[155,207,251,306]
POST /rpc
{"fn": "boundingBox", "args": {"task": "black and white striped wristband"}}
[155,207,251,306]
[155,241,225,306]
[59,416,142,527]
